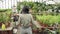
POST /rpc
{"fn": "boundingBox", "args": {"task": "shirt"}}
[17,14,34,28]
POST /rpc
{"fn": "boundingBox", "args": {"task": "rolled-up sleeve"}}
[31,15,41,28]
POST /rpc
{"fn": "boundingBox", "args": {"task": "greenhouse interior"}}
[0,0,60,34]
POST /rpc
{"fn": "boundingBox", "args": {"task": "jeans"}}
[20,27,32,34]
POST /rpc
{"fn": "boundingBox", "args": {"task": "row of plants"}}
[35,14,60,34]
[17,1,60,13]
[0,9,12,29]
[36,14,60,27]
[17,2,55,12]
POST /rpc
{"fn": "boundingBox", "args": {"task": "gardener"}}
[12,5,18,26]
[16,6,41,34]
[11,5,19,34]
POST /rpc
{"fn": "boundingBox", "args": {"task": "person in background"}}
[11,5,19,34]
[11,5,19,26]
[16,6,41,34]
[12,5,17,13]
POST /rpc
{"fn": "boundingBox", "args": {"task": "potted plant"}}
[4,11,11,28]
[0,12,11,28]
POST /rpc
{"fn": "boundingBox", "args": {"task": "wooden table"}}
[0,27,13,34]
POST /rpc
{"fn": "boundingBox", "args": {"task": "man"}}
[16,6,41,34]
[11,5,18,34]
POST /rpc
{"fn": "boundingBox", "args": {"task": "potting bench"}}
[0,27,13,34]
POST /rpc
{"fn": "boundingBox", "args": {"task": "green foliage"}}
[17,2,55,13]
[0,9,11,12]
[0,9,12,23]
[0,13,5,23]
[36,15,60,26]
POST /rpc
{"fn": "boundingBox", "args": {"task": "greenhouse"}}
[0,0,60,34]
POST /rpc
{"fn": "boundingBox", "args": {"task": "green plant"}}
[17,2,56,14]
[0,9,11,23]
[0,13,5,23]
[36,15,60,26]
[0,9,11,28]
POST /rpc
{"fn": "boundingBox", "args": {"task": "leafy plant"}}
[17,2,56,14]
[36,15,60,26]
[0,9,11,23]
